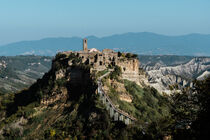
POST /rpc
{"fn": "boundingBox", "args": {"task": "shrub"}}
[125,53,132,58]
[110,66,122,80]
[125,53,138,59]
[118,52,122,57]
[56,78,66,87]
[55,53,67,60]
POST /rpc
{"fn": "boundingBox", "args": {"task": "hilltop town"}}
[1,38,206,139]
[58,38,146,86]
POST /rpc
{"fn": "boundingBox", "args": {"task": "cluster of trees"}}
[190,76,210,139]
[117,52,138,59]
[148,76,210,139]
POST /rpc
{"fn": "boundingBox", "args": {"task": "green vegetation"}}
[1,53,210,139]
[117,51,122,57]
[145,76,210,139]
[118,52,138,60]
[125,53,138,59]
[189,76,210,139]
[55,53,67,60]
[107,79,171,123]
[109,65,122,80]
[96,69,109,78]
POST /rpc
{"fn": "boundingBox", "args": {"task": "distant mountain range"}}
[0,32,210,56]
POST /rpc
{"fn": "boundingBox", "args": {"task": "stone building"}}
[77,39,119,71]
[62,38,140,83]
[83,38,88,52]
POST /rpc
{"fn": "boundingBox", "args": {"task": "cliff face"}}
[118,59,139,82]
[44,53,96,103]
[142,57,210,94]
[0,52,102,139]
[118,58,149,87]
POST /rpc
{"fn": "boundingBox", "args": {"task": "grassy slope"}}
[107,79,171,124]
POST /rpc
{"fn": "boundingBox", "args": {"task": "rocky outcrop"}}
[106,79,133,103]
[197,70,210,80]
[143,57,210,94]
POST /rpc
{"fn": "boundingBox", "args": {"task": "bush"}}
[125,53,132,58]
[110,66,122,80]
[118,52,122,57]
[56,78,66,87]
[125,53,138,59]
[55,53,67,60]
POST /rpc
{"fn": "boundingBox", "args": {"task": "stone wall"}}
[117,58,141,84]
[61,49,142,85]
[77,51,118,71]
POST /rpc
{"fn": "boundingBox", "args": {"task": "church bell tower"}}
[83,38,88,52]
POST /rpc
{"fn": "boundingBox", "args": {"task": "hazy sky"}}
[0,0,210,45]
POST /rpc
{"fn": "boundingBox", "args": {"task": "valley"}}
[0,56,52,94]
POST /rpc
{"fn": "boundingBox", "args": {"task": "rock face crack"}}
[97,71,137,125]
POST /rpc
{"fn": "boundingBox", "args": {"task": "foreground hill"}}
[1,32,210,56]
[0,52,171,139]
[0,55,52,94]
[0,52,209,139]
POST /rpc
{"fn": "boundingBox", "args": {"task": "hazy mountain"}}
[1,32,210,56]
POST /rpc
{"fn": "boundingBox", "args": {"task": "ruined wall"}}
[78,51,118,71]
[117,58,141,85]
[61,50,142,85]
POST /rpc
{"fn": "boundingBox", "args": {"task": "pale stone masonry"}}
[61,38,142,84]
[75,39,137,70]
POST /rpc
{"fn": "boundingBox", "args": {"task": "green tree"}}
[191,76,210,139]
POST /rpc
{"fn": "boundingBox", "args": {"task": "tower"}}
[83,38,88,52]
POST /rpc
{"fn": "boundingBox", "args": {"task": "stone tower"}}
[83,38,88,52]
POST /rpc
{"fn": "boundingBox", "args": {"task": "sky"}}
[0,0,210,45]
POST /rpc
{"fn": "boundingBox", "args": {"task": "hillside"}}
[0,55,52,94]
[1,32,210,56]
[0,52,171,139]
[138,55,194,68]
